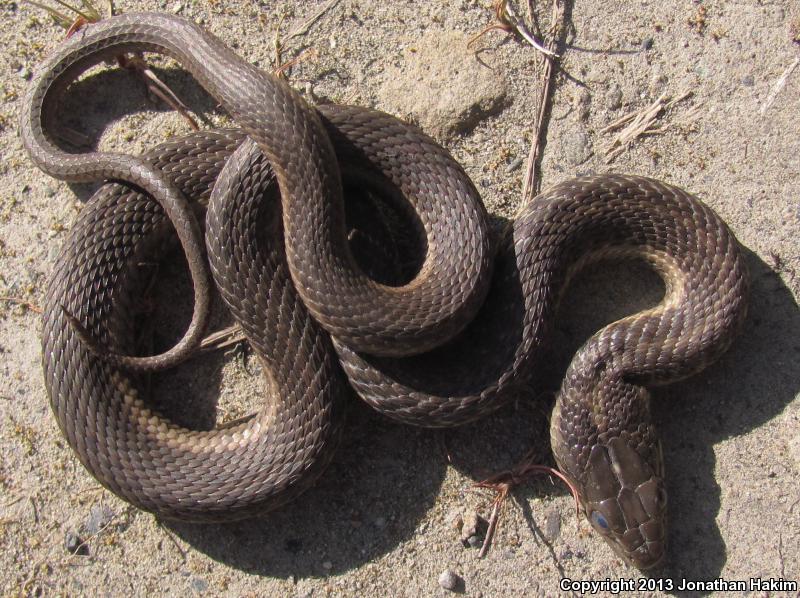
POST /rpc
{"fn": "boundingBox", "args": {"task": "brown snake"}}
[20,13,749,569]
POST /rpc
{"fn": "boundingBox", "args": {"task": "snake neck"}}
[550,351,667,569]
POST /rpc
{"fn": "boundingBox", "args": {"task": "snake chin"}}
[554,428,668,569]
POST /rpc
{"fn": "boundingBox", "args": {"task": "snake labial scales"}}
[21,13,748,569]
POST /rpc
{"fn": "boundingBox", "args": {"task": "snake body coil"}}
[21,13,748,569]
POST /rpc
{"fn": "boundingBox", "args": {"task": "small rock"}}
[64,531,87,555]
[322,561,332,571]
[466,535,482,549]
[379,30,508,140]
[18,66,31,80]
[447,508,463,530]
[642,37,654,51]
[373,516,386,528]
[505,156,524,173]
[649,73,669,96]
[83,504,114,535]
[544,508,561,542]
[172,2,184,13]
[460,510,487,544]
[563,130,592,166]
[438,569,462,592]
[741,74,754,87]
[605,84,623,111]
[189,577,208,594]
[573,88,591,122]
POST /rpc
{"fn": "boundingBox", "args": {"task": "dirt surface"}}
[1,0,798,596]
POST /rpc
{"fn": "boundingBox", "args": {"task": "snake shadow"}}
[127,236,448,580]
[436,244,798,585]
[162,399,447,579]
[654,247,799,589]
[46,65,221,202]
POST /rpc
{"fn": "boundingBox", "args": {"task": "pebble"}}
[505,156,524,173]
[172,2,184,13]
[460,510,487,544]
[64,530,87,555]
[373,516,386,528]
[466,535,482,549]
[189,577,208,593]
[741,74,755,87]
[438,569,462,592]
[543,508,561,542]
[563,130,592,166]
[642,37,654,51]
[379,30,507,140]
[18,66,31,80]
[322,561,333,571]
[447,508,463,530]
[573,88,591,122]
[83,504,115,535]
[649,73,669,96]
[605,84,623,111]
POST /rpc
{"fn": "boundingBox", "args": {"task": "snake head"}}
[575,436,667,569]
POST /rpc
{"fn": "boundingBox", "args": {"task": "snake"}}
[20,13,749,569]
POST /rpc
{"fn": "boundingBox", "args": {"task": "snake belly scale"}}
[21,13,748,569]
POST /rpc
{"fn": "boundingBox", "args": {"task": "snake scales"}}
[20,13,748,569]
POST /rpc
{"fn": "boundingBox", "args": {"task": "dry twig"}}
[0,295,42,314]
[286,0,341,41]
[601,90,693,163]
[470,0,558,59]
[474,460,580,557]
[521,0,564,203]
[760,56,800,116]
[200,324,246,353]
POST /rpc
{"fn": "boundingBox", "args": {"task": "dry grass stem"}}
[760,56,800,116]
[286,0,341,41]
[601,90,693,163]
[521,0,563,204]
[0,296,42,314]
[200,324,246,352]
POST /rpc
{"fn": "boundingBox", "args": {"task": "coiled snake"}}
[20,13,748,569]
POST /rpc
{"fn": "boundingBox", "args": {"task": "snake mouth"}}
[608,519,666,570]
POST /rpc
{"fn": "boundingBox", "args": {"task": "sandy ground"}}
[0,0,798,596]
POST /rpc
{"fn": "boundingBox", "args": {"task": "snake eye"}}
[591,510,609,531]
